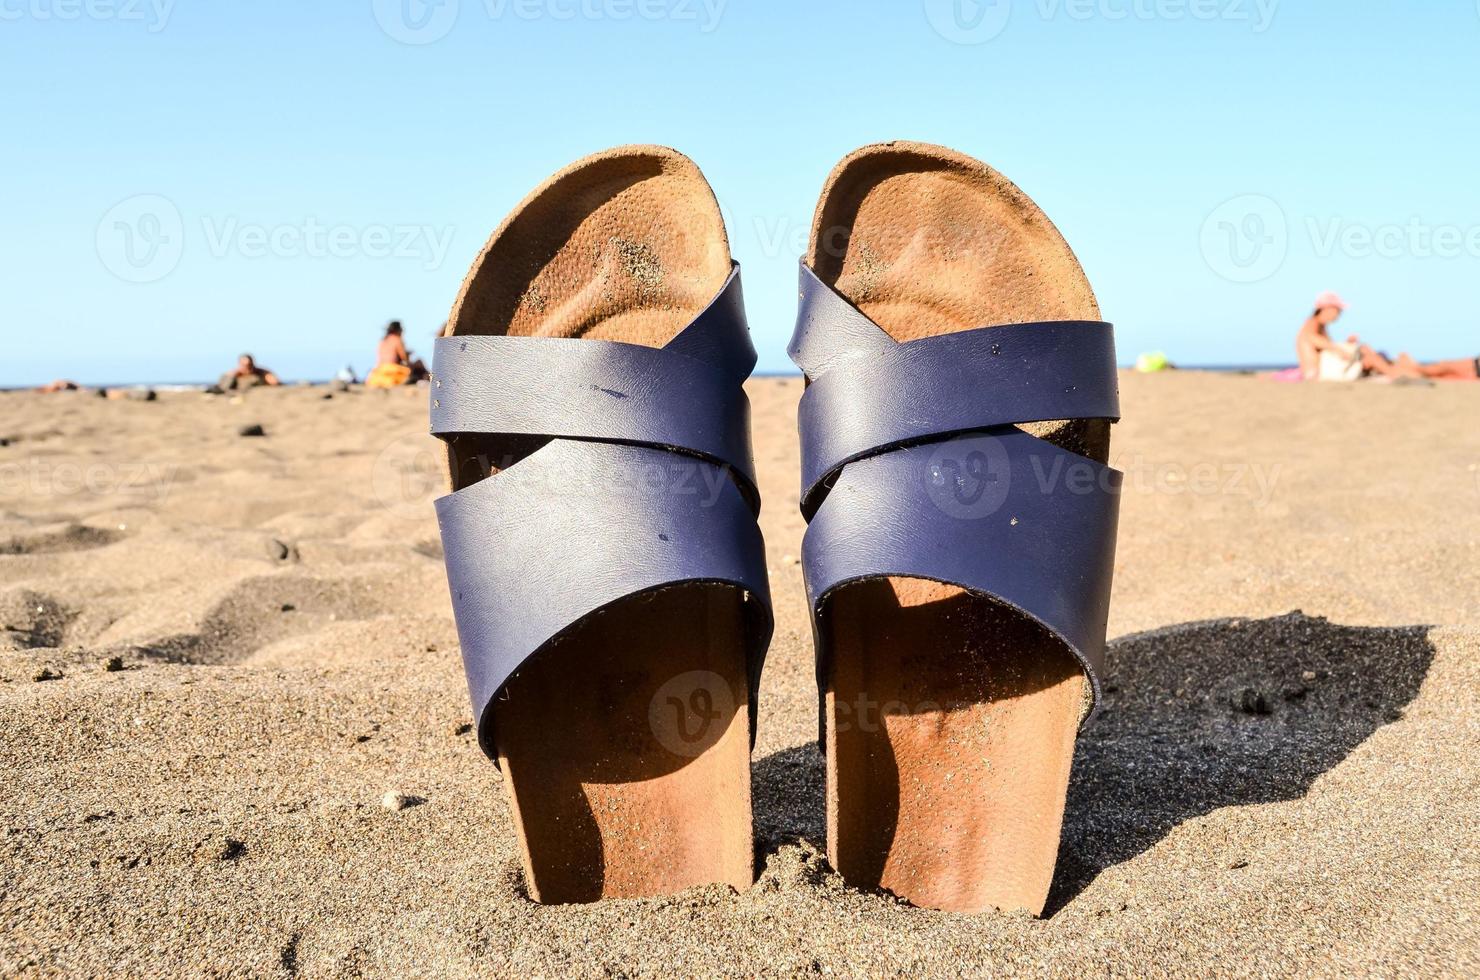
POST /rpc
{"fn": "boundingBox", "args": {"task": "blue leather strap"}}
[802,431,1120,704]
[789,261,1121,724]
[432,265,759,498]
[434,264,773,760]
[663,264,760,379]
[437,440,771,761]
[798,320,1119,513]
[788,262,897,379]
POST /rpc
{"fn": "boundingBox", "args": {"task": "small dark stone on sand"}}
[1237,688,1271,715]
[381,792,424,812]
[267,539,291,561]
[103,656,125,673]
[321,393,334,400]
[126,389,158,402]
[33,667,63,682]
[453,723,472,736]
[279,934,302,973]
[0,438,9,447]
[238,424,266,438]
[280,603,296,613]
[1282,684,1309,702]
[1229,859,1250,870]
[194,836,246,862]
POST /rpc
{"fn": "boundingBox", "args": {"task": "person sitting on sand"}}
[1357,348,1480,381]
[218,354,280,391]
[366,321,428,388]
[1296,292,1358,380]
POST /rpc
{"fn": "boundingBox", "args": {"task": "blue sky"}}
[3,0,1478,385]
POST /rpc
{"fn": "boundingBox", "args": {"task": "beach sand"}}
[2,374,1477,976]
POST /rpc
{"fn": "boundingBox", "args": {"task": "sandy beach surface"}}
[1,373,1477,977]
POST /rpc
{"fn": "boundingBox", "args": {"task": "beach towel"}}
[365,363,412,388]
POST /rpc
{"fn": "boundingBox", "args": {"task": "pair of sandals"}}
[432,142,1121,916]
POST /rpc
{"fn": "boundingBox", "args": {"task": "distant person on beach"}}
[38,379,81,393]
[218,354,280,390]
[1357,348,1480,381]
[366,321,428,388]
[1296,292,1356,380]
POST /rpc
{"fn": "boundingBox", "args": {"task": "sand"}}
[1,374,1477,977]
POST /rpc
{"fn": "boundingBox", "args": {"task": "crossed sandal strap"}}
[789,262,1121,717]
[432,264,761,499]
[434,264,773,760]
[793,263,1121,513]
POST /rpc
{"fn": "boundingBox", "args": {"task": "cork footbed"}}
[806,142,1109,915]
[442,147,752,903]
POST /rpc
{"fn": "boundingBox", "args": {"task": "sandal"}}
[432,146,772,903]
[790,142,1121,914]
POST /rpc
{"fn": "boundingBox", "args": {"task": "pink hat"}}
[1315,291,1348,312]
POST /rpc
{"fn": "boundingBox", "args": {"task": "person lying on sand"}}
[1296,292,1357,380]
[218,354,280,390]
[38,379,81,393]
[366,321,428,388]
[1357,348,1479,381]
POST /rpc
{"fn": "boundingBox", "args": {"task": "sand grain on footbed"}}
[1,375,1477,976]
